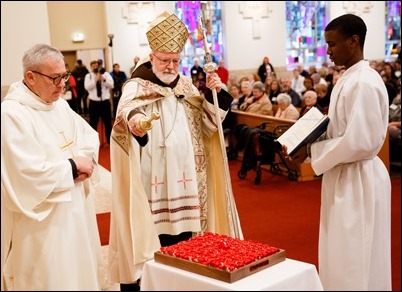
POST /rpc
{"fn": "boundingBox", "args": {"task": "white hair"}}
[276,93,292,106]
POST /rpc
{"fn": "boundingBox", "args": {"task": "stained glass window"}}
[285,1,328,67]
[385,1,401,60]
[175,1,223,76]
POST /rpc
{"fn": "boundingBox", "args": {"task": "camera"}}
[94,67,106,74]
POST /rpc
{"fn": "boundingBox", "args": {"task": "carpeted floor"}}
[96,213,111,246]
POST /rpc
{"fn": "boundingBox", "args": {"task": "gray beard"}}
[152,67,178,84]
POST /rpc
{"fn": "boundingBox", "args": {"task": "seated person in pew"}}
[299,90,323,118]
[239,81,273,116]
[229,84,241,109]
[274,93,300,120]
[237,79,253,110]
[315,83,330,115]
[280,76,302,107]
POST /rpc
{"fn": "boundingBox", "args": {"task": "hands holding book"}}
[277,107,329,164]
[281,143,310,164]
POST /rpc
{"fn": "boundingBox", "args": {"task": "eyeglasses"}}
[152,54,181,66]
[32,70,71,85]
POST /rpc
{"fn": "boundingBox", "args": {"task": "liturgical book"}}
[277,106,329,157]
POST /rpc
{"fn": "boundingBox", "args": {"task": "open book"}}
[276,107,329,157]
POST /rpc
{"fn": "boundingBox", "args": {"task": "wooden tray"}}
[154,249,286,283]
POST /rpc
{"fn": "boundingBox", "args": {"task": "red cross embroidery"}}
[177,172,193,190]
[151,175,164,193]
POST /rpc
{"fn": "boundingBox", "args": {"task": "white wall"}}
[1,1,392,88]
[328,1,386,61]
[1,1,50,86]
[222,2,287,72]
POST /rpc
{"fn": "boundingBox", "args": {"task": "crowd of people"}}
[1,11,400,292]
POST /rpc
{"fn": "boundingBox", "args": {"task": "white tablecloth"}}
[141,258,323,291]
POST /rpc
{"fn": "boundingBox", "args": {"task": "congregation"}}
[202,56,401,162]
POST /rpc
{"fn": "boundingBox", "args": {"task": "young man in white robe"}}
[108,11,243,291]
[1,44,102,290]
[302,14,391,290]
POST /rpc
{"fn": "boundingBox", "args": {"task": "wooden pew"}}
[231,110,295,130]
[230,110,390,181]
[231,110,314,181]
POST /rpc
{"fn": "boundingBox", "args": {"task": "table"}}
[140,258,323,291]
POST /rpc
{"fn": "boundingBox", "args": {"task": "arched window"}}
[385,1,401,60]
[285,1,328,68]
[175,1,223,76]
